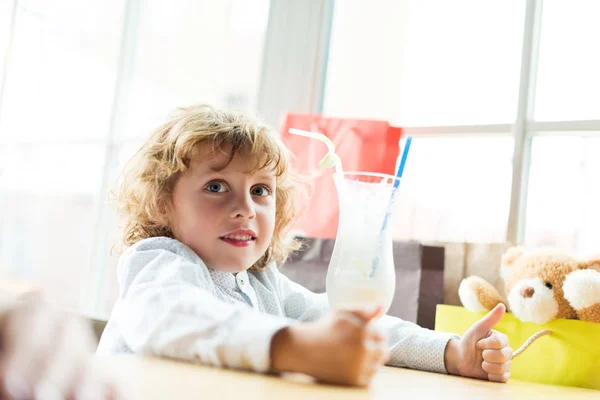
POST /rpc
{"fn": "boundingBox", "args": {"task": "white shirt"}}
[97,237,458,374]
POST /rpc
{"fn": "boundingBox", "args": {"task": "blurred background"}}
[0,0,599,320]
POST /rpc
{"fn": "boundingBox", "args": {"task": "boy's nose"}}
[235,210,255,219]
[231,195,256,219]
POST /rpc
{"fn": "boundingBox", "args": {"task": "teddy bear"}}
[458,246,600,324]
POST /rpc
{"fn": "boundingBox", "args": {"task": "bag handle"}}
[512,329,552,358]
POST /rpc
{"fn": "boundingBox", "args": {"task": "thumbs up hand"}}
[444,304,513,383]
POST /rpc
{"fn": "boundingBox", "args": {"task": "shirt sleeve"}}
[270,264,458,373]
[111,246,293,373]
[380,315,459,374]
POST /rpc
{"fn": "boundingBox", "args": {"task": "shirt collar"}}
[208,268,250,290]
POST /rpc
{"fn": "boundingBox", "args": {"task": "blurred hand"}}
[271,305,389,386]
[0,299,123,399]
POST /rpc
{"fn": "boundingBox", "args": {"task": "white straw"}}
[288,128,343,176]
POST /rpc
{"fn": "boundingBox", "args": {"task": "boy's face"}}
[168,148,277,273]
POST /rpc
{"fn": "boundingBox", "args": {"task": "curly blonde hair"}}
[116,104,301,270]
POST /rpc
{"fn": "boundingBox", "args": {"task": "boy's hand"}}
[444,304,513,383]
[271,305,389,387]
[0,299,123,399]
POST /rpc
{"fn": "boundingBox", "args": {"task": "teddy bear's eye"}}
[544,282,553,290]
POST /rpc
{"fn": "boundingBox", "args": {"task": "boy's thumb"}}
[471,303,506,337]
[341,305,383,326]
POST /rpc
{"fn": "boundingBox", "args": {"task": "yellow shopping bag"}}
[435,305,600,390]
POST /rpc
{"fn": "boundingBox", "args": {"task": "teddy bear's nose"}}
[520,286,535,298]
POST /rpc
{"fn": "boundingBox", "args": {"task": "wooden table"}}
[99,356,598,399]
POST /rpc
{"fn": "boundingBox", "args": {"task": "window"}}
[0,144,106,309]
[0,0,124,142]
[323,0,526,126]
[119,0,270,139]
[0,2,15,83]
[0,0,125,313]
[83,142,142,315]
[524,135,600,253]
[392,136,514,243]
[534,0,600,121]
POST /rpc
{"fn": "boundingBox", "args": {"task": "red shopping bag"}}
[280,113,402,239]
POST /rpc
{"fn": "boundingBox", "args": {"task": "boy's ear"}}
[154,197,172,226]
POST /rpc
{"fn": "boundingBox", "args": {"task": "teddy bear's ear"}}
[501,246,526,267]
[580,257,600,273]
[500,246,526,281]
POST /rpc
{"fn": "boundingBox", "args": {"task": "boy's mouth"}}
[220,230,257,247]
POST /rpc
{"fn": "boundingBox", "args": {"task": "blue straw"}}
[394,136,412,188]
[369,136,413,277]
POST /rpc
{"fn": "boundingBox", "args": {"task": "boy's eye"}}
[205,181,228,193]
[251,185,271,197]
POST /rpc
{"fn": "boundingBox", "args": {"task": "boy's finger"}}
[476,332,509,350]
[372,346,390,366]
[366,318,387,336]
[365,328,387,342]
[482,347,513,363]
[482,360,511,375]
[350,305,383,323]
[487,372,511,383]
[378,349,391,365]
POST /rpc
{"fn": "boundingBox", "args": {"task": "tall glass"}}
[326,172,399,314]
